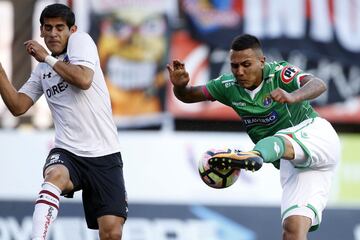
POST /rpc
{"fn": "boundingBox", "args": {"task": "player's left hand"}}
[24,40,49,63]
[270,88,297,104]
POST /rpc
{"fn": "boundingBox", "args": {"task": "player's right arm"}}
[166,60,208,103]
[0,64,33,116]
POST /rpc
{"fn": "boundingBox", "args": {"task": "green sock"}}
[253,136,285,163]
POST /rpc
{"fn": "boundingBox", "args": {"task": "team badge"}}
[63,54,70,63]
[281,66,300,84]
[263,95,273,107]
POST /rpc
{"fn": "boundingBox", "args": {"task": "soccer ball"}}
[198,149,240,189]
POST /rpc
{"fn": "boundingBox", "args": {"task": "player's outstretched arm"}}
[270,75,327,104]
[0,63,33,116]
[166,60,208,103]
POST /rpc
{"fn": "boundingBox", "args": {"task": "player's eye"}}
[231,63,240,69]
[56,26,65,31]
[44,25,52,31]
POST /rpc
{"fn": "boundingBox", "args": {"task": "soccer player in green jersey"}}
[167,34,340,240]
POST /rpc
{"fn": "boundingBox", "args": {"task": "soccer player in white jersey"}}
[167,34,340,240]
[0,4,127,240]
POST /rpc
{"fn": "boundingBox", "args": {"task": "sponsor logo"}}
[43,207,54,239]
[49,154,60,161]
[274,142,281,157]
[42,72,52,79]
[46,154,64,167]
[232,101,246,107]
[242,111,279,127]
[45,80,68,98]
[222,80,235,88]
[281,66,300,84]
[300,131,309,139]
[39,193,58,205]
[63,54,70,63]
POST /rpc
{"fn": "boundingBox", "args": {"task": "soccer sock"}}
[31,182,61,240]
[253,136,285,163]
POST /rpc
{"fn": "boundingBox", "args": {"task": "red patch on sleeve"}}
[281,66,300,84]
[202,86,215,101]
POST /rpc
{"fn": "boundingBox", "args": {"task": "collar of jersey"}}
[244,80,264,100]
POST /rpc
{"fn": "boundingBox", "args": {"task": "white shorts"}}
[275,117,340,231]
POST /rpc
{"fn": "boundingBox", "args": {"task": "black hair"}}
[231,34,262,51]
[40,3,75,28]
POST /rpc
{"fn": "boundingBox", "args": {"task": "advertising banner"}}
[0,201,359,240]
[86,0,177,129]
[0,0,177,129]
[168,0,360,123]
[0,131,358,205]
[0,130,359,239]
[0,0,359,128]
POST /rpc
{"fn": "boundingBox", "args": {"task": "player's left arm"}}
[271,75,326,104]
[50,61,93,90]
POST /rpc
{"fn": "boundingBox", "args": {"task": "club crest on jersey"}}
[281,66,300,84]
[263,96,273,107]
[63,54,70,63]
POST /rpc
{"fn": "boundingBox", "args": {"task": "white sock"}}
[31,182,61,240]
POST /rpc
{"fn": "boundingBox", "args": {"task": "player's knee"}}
[44,165,71,190]
[282,224,297,240]
[282,216,308,240]
[99,228,122,240]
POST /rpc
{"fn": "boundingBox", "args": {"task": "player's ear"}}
[260,56,265,68]
[70,25,77,33]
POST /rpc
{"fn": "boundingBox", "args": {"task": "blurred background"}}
[0,0,359,239]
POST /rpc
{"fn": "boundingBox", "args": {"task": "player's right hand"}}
[166,60,190,89]
[270,88,297,104]
[24,40,49,63]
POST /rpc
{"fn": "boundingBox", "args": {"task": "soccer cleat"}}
[208,149,263,172]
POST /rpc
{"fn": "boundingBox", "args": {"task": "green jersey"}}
[205,61,318,143]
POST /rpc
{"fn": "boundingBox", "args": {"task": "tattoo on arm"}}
[296,75,327,101]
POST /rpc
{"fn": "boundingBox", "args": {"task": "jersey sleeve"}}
[67,32,97,71]
[205,75,232,105]
[277,62,312,92]
[18,66,44,103]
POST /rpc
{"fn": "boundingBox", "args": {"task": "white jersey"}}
[19,32,120,157]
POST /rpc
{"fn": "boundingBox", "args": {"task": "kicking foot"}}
[208,150,263,172]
